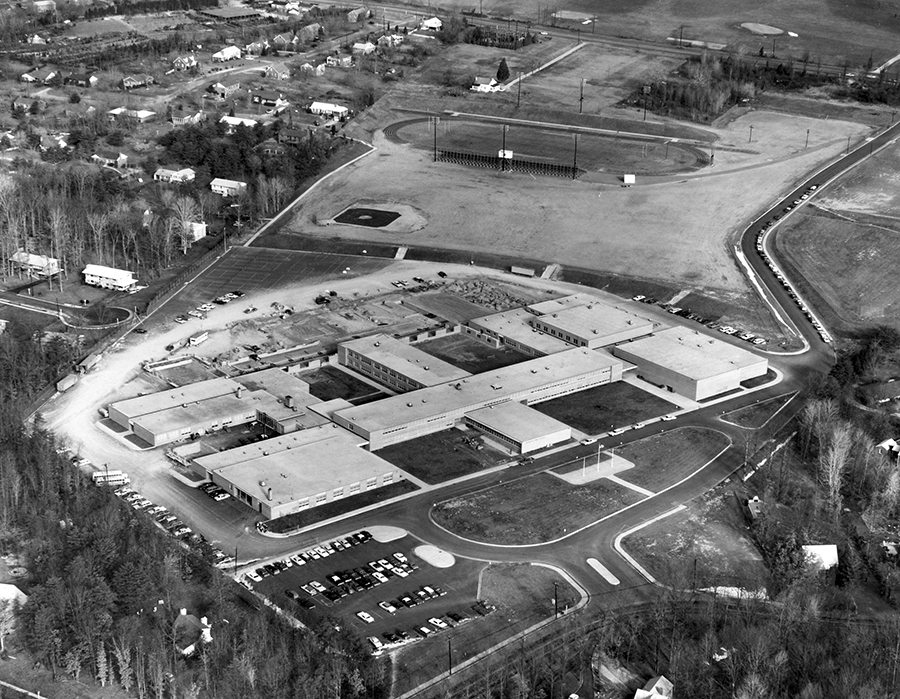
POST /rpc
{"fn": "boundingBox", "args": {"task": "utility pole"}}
[805,128,809,148]
[429,116,440,161]
[500,124,509,172]
[517,73,522,107]
[553,581,559,618]
[448,639,452,675]
[571,133,578,179]
[579,77,585,113]
[749,125,754,143]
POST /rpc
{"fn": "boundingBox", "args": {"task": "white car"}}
[310,581,326,593]
[188,310,204,319]
[661,414,677,421]
[378,600,397,614]
[392,552,408,564]
[289,554,306,566]
[429,617,448,629]
[247,571,262,583]
[356,611,375,624]
[373,572,388,584]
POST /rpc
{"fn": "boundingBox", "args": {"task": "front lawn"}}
[433,473,644,544]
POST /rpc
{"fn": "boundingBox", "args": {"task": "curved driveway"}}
[229,118,900,621]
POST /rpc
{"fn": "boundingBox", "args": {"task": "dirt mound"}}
[740,22,783,35]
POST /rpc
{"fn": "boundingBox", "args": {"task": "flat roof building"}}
[338,334,471,393]
[465,401,571,454]
[612,327,768,401]
[530,299,655,349]
[193,426,402,520]
[466,308,572,357]
[333,347,625,450]
[83,264,136,291]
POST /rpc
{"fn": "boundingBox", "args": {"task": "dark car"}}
[285,589,300,601]
[299,599,316,610]
[133,328,147,334]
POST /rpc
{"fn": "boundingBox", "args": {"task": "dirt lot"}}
[532,381,679,434]
[623,488,769,591]
[286,108,868,295]
[613,427,731,492]
[433,472,645,544]
[721,391,797,429]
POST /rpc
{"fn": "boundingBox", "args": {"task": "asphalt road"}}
[222,102,900,628]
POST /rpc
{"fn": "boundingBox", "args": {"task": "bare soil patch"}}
[433,472,644,544]
[614,427,731,492]
[721,392,797,429]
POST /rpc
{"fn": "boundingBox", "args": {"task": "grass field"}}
[774,141,900,330]
[614,427,730,491]
[426,0,900,65]
[394,118,706,175]
[416,333,530,373]
[266,480,419,533]
[624,489,769,590]
[722,393,796,429]
[390,562,579,695]
[433,472,644,544]
[299,365,385,403]
[532,381,679,434]
[377,428,510,484]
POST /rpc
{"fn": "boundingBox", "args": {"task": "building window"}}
[366,477,377,488]
[333,486,344,499]
[315,492,327,504]
[349,482,360,493]
[383,473,393,484]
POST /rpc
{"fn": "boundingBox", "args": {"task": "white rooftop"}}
[335,347,623,433]
[466,401,570,442]
[111,377,241,420]
[341,333,471,386]
[614,327,766,380]
[469,307,571,354]
[83,264,135,282]
[533,299,655,344]
[201,426,394,506]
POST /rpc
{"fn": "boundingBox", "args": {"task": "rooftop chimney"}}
[236,386,243,398]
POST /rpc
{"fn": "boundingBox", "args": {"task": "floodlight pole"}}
[749,125,753,143]
[554,582,559,618]
[517,73,522,107]
[579,77,585,114]
[805,129,809,148]
[429,116,440,161]
[500,125,509,171]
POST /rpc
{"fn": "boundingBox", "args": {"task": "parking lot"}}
[246,531,490,652]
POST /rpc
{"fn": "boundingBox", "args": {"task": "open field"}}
[392,117,706,175]
[532,381,679,434]
[721,392,797,429]
[433,472,644,544]
[390,563,579,695]
[425,0,900,65]
[416,333,530,373]
[285,109,868,295]
[775,210,900,330]
[378,428,511,484]
[613,427,731,492]
[623,489,769,590]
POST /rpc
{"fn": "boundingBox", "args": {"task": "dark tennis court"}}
[334,207,401,228]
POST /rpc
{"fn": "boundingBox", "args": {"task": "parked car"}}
[356,611,375,624]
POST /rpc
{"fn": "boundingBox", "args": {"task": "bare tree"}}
[86,211,110,265]
[170,196,201,255]
[819,422,852,513]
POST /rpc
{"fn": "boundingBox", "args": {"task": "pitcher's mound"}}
[415,545,455,568]
[741,22,783,35]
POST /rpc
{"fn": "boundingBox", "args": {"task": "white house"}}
[264,62,290,80]
[634,675,674,699]
[209,178,248,197]
[471,76,500,92]
[174,608,212,657]
[352,41,376,55]
[326,55,353,68]
[9,251,59,277]
[92,150,128,169]
[219,115,258,133]
[212,45,241,62]
[83,264,137,291]
[378,34,404,47]
[309,101,349,118]
[421,16,443,30]
[154,167,196,184]
[108,107,156,123]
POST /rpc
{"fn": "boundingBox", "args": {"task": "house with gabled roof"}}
[634,675,674,699]
[64,72,98,88]
[212,45,241,62]
[296,22,321,42]
[174,608,212,657]
[352,41,376,55]
[92,150,128,169]
[120,74,154,90]
[173,55,199,71]
[170,107,205,126]
[209,78,241,100]
[271,32,297,49]
[264,62,290,80]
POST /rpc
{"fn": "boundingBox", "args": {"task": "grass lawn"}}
[265,480,419,533]
[377,428,511,484]
[532,381,679,434]
[623,489,769,591]
[613,427,730,492]
[722,393,796,430]
[298,365,385,403]
[416,334,530,373]
[390,562,580,696]
[433,473,644,544]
